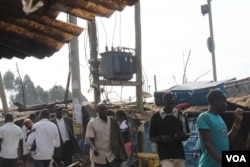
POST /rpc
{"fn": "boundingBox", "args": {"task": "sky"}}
[1,0,250,106]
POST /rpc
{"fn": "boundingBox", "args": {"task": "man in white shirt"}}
[27,108,60,167]
[22,113,37,167]
[85,103,126,167]
[0,113,23,167]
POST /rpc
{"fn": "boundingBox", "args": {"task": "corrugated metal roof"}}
[0,0,138,59]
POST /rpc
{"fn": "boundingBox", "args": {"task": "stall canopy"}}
[0,0,138,59]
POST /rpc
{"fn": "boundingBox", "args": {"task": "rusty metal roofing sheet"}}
[0,0,138,59]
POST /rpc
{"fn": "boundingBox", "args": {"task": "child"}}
[116,110,132,157]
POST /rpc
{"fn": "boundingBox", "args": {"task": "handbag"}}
[31,140,36,151]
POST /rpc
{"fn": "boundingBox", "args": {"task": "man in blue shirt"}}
[197,90,243,167]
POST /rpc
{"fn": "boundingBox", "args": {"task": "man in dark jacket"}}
[50,105,77,166]
[149,92,190,167]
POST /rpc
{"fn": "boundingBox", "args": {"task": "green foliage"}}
[23,75,40,105]
[49,85,72,103]
[3,70,15,90]
[36,86,49,104]
[2,71,77,106]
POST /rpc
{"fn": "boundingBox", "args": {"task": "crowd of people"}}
[0,106,79,167]
[1,89,250,167]
[0,103,133,167]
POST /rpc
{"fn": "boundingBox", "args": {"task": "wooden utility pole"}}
[135,1,144,114]
[68,15,82,105]
[68,15,83,134]
[16,63,26,106]
[0,72,9,114]
[135,1,144,154]
[88,19,100,105]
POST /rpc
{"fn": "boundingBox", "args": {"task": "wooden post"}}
[68,15,82,104]
[88,19,100,106]
[135,1,143,113]
[68,15,83,135]
[0,72,9,114]
[135,1,144,154]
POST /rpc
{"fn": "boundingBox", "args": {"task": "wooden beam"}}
[2,0,60,19]
[0,14,73,42]
[0,20,63,50]
[57,0,114,17]
[49,3,95,20]
[0,3,83,36]
[99,80,141,86]
[90,0,125,11]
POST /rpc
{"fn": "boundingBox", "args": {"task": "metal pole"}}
[154,75,157,92]
[207,0,217,81]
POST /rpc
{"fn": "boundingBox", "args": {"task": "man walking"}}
[27,108,60,167]
[196,90,243,167]
[85,103,126,167]
[0,113,23,167]
[51,105,77,166]
[22,113,37,167]
[149,92,190,167]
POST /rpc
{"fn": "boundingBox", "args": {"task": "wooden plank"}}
[90,0,126,11]
[1,0,59,19]
[0,4,83,36]
[0,14,73,42]
[0,21,63,51]
[99,80,141,86]
[49,3,95,20]
[57,0,114,17]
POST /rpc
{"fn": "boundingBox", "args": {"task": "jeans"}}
[34,159,51,167]
[0,158,18,167]
[94,159,119,167]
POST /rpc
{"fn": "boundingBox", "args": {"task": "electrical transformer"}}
[100,50,137,80]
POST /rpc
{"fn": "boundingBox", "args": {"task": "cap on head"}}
[96,103,107,111]
[54,105,64,111]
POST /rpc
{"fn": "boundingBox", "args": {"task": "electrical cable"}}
[84,22,90,69]
[142,67,148,92]
[111,12,117,48]
[119,12,122,46]
[100,18,108,49]
[95,19,100,53]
